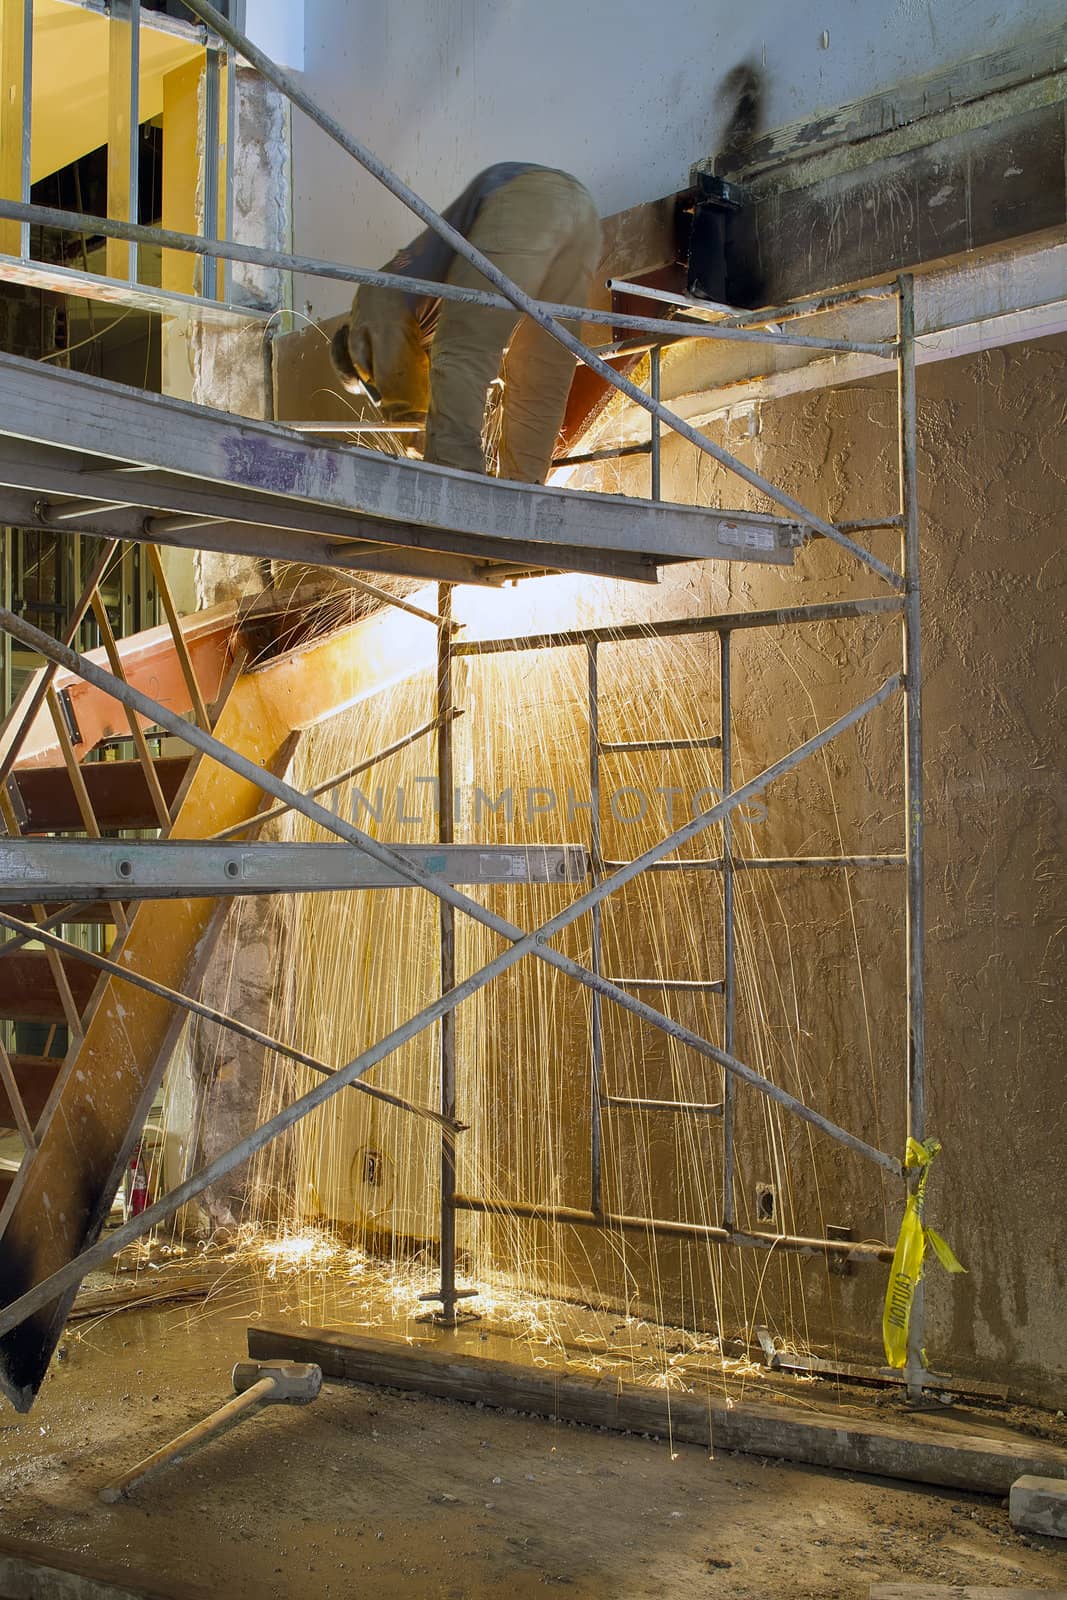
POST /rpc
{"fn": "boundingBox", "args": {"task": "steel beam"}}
[0,841,589,900]
[452,1195,895,1263]
[619,239,1067,433]
[0,457,665,587]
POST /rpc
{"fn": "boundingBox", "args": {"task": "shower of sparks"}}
[131,542,900,1403]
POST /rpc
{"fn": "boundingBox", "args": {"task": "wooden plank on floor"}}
[0,1533,211,1599]
[248,1322,1067,1497]
[871,1588,1067,1598]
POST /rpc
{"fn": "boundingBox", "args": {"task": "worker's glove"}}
[329,324,382,407]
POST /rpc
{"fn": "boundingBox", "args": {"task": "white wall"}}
[275,0,1062,318]
[245,0,304,70]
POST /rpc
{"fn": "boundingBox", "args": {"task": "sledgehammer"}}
[99,1359,322,1503]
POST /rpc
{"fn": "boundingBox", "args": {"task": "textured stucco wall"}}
[586,334,1065,1400]
[273,334,1063,1401]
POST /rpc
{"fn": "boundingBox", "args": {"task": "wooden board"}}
[247,1323,1067,1496]
[0,953,97,1025]
[0,1533,211,1600]
[871,1589,1067,1599]
[0,1056,61,1130]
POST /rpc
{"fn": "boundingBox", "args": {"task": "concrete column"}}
[159,64,294,1236]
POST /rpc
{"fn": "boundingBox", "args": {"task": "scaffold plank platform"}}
[0,352,804,586]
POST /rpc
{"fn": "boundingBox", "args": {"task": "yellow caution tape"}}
[882,1136,966,1369]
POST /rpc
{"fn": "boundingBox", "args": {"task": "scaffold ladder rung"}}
[602,1095,724,1117]
[602,976,724,993]
[597,735,722,754]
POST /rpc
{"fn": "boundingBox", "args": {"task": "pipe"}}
[649,347,662,502]
[433,583,461,1323]
[451,1195,894,1263]
[602,1095,724,1116]
[453,596,904,655]
[0,199,896,361]
[554,442,652,468]
[284,422,425,435]
[606,277,896,328]
[719,631,737,1229]
[898,273,927,1400]
[587,643,604,1215]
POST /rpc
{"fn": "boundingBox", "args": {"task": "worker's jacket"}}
[382,161,577,339]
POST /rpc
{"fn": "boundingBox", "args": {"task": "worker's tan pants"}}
[428,170,600,482]
[351,171,599,483]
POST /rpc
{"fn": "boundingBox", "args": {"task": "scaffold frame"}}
[0,0,931,1413]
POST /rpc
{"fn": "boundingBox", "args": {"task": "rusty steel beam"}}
[8,757,190,833]
[0,954,96,1025]
[12,603,238,770]
[0,1058,61,1134]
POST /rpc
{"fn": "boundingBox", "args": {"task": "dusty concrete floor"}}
[2,1276,1066,1600]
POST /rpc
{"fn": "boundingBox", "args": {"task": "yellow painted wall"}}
[28,0,201,186]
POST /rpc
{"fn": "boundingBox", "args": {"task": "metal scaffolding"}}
[0,0,931,1411]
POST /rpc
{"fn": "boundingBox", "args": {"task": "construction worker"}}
[330,163,600,484]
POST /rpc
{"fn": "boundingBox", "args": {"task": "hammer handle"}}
[99,1376,276,1502]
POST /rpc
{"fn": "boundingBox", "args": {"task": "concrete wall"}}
[281,0,1064,317]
